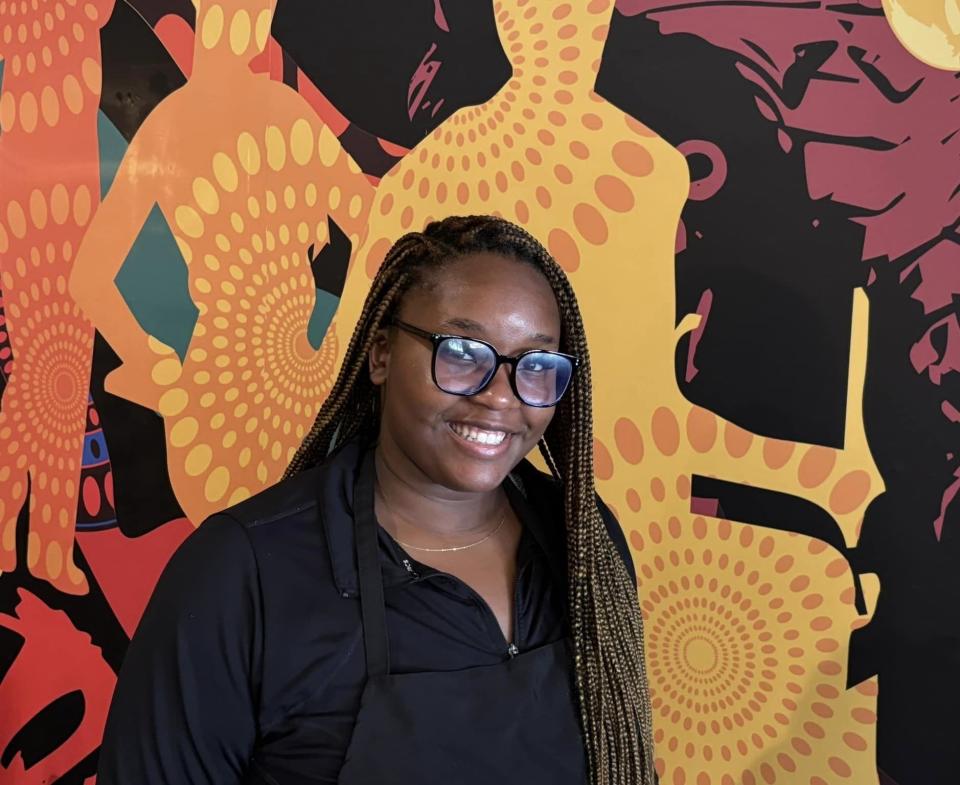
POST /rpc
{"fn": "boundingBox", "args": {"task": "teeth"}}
[450,422,507,445]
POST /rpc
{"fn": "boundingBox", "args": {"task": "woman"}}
[98,216,656,784]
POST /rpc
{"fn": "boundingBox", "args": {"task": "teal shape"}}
[309,289,340,350]
[96,111,343,361]
[97,111,197,360]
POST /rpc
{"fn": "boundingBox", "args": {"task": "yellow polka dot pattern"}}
[160,114,371,523]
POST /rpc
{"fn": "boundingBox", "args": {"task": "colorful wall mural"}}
[0,1,957,783]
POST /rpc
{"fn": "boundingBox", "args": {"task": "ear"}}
[368,328,391,386]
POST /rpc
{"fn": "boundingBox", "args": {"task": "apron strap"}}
[354,449,391,678]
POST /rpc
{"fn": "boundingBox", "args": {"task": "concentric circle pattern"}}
[157,115,369,522]
[592,391,882,782]
[633,514,877,784]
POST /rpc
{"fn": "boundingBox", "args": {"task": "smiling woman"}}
[97,216,656,785]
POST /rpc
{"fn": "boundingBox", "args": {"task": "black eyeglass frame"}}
[390,318,579,408]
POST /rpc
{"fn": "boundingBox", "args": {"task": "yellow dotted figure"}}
[0,0,114,594]
[336,1,885,782]
[71,0,373,524]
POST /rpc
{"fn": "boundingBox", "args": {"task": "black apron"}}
[336,454,588,785]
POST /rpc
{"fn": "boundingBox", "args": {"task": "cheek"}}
[524,407,556,441]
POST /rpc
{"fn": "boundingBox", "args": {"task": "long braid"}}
[286,216,656,784]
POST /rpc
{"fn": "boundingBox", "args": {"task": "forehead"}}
[401,252,561,336]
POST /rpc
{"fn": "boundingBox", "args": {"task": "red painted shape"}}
[154,14,195,78]
[81,475,102,519]
[77,517,194,637]
[0,590,116,784]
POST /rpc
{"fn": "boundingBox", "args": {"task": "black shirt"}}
[97,440,634,784]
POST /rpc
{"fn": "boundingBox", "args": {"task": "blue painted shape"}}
[309,289,340,350]
[82,428,110,468]
[97,111,197,360]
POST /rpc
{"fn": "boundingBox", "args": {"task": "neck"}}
[373,442,504,541]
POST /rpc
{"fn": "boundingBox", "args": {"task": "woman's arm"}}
[97,515,262,784]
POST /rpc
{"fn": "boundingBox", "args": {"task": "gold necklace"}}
[394,513,507,553]
[378,482,508,553]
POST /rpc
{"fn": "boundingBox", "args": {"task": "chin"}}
[436,459,512,494]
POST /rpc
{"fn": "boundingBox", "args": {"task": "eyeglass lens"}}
[435,337,573,406]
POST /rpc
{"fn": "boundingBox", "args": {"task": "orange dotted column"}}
[0,0,113,594]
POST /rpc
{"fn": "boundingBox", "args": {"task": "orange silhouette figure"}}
[0,0,115,594]
[71,0,372,524]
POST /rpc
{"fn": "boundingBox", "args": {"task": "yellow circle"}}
[265,125,287,171]
[40,85,60,126]
[0,91,16,133]
[318,125,340,167]
[254,8,272,50]
[81,57,101,94]
[229,486,252,505]
[29,189,48,229]
[170,417,199,448]
[205,466,232,502]
[184,443,214,476]
[304,183,318,207]
[26,532,40,568]
[882,0,960,70]
[290,119,314,165]
[73,184,92,226]
[159,388,189,416]
[50,183,69,224]
[7,201,27,239]
[328,186,341,211]
[62,73,84,114]
[175,205,205,239]
[45,541,64,579]
[192,177,221,215]
[229,9,252,55]
[200,4,225,50]
[174,235,194,265]
[152,357,182,385]
[348,194,363,218]
[212,152,239,192]
[237,131,261,175]
[19,91,38,133]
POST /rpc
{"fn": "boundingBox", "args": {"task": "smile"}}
[448,422,509,446]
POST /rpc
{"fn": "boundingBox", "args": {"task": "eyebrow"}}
[440,317,557,346]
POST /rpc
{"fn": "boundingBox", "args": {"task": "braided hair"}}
[286,215,656,784]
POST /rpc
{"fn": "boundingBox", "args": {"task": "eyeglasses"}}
[391,318,578,408]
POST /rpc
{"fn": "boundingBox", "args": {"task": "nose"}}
[477,363,520,409]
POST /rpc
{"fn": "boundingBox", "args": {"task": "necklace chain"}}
[378,482,507,553]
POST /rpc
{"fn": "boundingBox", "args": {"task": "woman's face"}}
[370,252,562,494]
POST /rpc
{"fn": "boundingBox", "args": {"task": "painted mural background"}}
[0,0,957,783]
